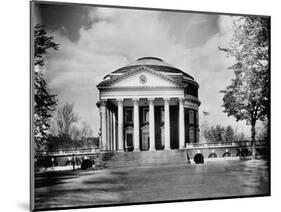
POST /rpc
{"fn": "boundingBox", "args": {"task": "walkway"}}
[35,159,269,210]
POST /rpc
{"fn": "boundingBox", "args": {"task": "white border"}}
[1,0,280,212]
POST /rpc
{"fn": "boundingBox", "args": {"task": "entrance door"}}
[160,126,165,148]
[125,126,134,151]
[142,132,149,151]
[141,124,149,151]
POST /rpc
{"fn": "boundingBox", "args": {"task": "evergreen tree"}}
[214,125,225,142]
[34,24,59,148]
[224,125,235,143]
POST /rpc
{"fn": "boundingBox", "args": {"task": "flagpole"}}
[202,112,205,143]
[202,111,209,143]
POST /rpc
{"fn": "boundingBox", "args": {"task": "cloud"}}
[187,15,250,135]
[42,7,250,137]
[35,3,94,42]
[159,12,219,48]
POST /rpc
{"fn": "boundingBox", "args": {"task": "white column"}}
[109,109,113,151]
[149,98,156,151]
[164,98,171,150]
[106,108,111,151]
[113,110,116,152]
[179,98,185,149]
[133,98,140,151]
[100,100,107,151]
[117,99,124,152]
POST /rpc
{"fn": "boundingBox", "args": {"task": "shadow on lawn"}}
[35,170,97,188]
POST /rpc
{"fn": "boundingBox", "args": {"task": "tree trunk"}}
[251,123,256,159]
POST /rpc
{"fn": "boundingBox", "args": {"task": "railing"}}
[184,94,200,103]
[35,148,101,157]
[186,140,268,149]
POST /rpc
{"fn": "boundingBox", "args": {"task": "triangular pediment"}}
[125,126,134,131]
[141,124,149,132]
[105,66,182,88]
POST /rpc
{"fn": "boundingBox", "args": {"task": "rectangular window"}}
[161,127,165,147]
[161,107,164,123]
[195,111,199,125]
[143,108,149,123]
[189,110,194,124]
[125,108,133,123]
[196,129,199,143]
[189,128,194,143]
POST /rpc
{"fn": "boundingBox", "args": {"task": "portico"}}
[97,57,201,152]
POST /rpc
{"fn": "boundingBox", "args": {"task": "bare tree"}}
[81,121,93,138]
[56,102,79,137]
[69,125,82,141]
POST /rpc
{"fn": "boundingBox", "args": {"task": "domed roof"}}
[109,57,194,80]
[97,57,198,88]
[127,57,174,67]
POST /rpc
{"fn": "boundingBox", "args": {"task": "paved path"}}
[35,160,269,210]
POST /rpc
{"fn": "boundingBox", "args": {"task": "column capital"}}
[132,98,139,105]
[164,97,170,104]
[100,100,107,107]
[117,98,124,106]
[178,97,185,103]
[148,98,155,103]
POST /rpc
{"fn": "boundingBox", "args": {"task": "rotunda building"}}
[96,57,201,152]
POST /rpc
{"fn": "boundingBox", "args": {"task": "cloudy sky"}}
[34,3,253,137]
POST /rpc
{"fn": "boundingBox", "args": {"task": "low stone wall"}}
[186,145,269,162]
[36,154,100,168]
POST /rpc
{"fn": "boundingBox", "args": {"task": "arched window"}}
[196,128,200,143]
[222,152,231,157]
[208,153,217,158]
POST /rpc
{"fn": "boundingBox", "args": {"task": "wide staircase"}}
[105,150,188,168]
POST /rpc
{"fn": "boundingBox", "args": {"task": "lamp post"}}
[72,153,75,171]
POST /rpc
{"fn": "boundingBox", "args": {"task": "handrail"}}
[186,140,267,148]
[35,148,101,157]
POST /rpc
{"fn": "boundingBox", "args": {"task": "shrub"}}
[81,159,93,170]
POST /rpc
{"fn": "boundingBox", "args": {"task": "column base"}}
[117,149,124,152]
[179,146,186,150]
[149,148,156,151]
[164,147,171,151]
[134,148,140,152]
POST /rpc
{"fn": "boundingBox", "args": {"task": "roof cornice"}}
[97,65,185,88]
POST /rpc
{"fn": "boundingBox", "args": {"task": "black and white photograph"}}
[30,1,270,211]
